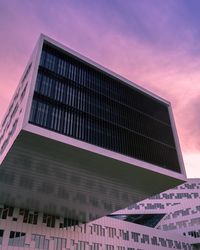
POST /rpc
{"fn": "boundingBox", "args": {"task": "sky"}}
[0,0,200,178]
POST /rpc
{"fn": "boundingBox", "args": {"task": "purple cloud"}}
[0,0,200,177]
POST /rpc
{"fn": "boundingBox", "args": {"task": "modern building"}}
[0,179,199,249]
[114,178,200,250]
[152,178,200,249]
[0,34,189,249]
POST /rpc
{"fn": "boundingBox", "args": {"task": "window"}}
[8,231,26,247]
[29,43,182,173]
[0,230,4,245]
[32,234,49,249]
[51,237,66,250]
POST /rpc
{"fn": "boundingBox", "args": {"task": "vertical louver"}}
[29,43,181,173]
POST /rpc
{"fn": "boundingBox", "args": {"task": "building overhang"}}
[0,125,186,223]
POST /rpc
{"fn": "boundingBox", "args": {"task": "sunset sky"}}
[0,0,200,177]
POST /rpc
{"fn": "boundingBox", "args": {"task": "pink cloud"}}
[0,1,200,177]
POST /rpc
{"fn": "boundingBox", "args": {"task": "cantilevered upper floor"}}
[0,34,186,223]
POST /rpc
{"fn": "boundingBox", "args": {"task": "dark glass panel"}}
[108,213,165,228]
[29,43,181,173]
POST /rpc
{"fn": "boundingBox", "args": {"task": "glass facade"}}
[29,42,181,172]
[108,214,166,228]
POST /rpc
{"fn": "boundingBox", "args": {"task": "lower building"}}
[0,179,200,250]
